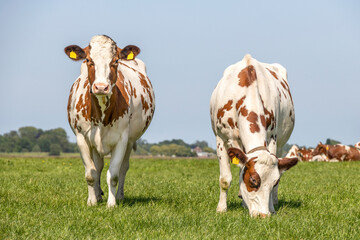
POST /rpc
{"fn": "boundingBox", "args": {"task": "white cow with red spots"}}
[210,54,298,217]
[65,35,155,207]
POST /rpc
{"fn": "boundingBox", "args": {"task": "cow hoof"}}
[216,205,227,213]
[87,199,97,206]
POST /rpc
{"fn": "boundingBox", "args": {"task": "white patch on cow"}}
[286,145,299,158]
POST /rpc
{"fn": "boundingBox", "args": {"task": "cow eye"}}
[249,176,259,188]
[86,58,94,66]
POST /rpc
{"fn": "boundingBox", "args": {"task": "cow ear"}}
[64,45,86,61]
[278,157,298,174]
[227,148,247,165]
[120,45,140,60]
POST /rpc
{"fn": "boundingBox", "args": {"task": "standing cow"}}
[65,35,155,207]
[210,54,298,217]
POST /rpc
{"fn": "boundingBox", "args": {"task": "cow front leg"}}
[216,137,232,213]
[107,131,129,208]
[116,143,133,201]
[91,149,104,202]
[76,134,98,206]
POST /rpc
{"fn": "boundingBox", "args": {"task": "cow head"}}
[64,35,140,96]
[312,142,327,156]
[227,147,298,217]
[354,142,360,150]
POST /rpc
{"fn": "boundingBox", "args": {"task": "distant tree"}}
[190,140,209,149]
[203,146,216,154]
[325,138,341,145]
[32,144,41,152]
[49,144,61,156]
[150,145,162,156]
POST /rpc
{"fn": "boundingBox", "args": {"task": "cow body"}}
[65,35,155,207]
[210,54,297,217]
[313,143,360,162]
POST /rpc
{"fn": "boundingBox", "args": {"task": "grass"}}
[0,156,359,239]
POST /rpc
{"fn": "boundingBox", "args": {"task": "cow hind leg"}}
[116,143,133,201]
[216,137,232,213]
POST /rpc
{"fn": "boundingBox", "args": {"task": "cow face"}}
[354,142,360,150]
[65,35,140,96]
[312,142,327,156]
[228,148,298,217]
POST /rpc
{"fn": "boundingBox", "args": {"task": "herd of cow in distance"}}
[64,35,359,218]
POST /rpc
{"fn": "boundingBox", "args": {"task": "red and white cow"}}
[210,54,298,217]
[286,145,313,161]
[355,142,360,150]
[65,35,155,207]
[312,142,360,162]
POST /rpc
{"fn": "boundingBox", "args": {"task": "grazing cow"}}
[210,54,298,217]
[65,35,155,207]
[312,142,360,162]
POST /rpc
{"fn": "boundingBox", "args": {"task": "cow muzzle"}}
[92,83,110,95]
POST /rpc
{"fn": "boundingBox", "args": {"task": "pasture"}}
[0,156,359,239]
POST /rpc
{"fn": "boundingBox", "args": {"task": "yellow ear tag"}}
[127,51,134,60]
[231,157,240,165]
[70,51,77,59]
[326,146,329,151]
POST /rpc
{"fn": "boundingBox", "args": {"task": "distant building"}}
[192,146,215,158]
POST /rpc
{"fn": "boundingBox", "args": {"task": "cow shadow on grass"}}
[226,199,302,212]
[275,199,302,210]
[119,196,162,207]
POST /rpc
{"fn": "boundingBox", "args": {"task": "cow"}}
[355,142,360,150]
[210,54,298,217]
[312,142,360,162]
[64,35,155,207]
[286,145,313,161]
[285,145,299,158]
[298,147,313,161]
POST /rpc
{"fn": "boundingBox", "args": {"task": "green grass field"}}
[0,156,359,239]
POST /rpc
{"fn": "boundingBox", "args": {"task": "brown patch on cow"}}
[139,72,153,103]
[238,65,257,87]
[141,94,150,113]
[264,141,267,147]
[243,158,261,192]
[266,68,278,79]
[247,111,260,133]
[236,96,246,111]
[298,148,313,161]
[347,147,360,161]
[240,105,248,117]
[217,100,233,123]
[260,115,266,128]
[102,85,129,127]
[227,118,235,129]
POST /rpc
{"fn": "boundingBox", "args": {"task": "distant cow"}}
[210,54,298,217]
[65,35,155,207]
[355,142,360,150]
[312,142,360,162]
[286,145,313,161]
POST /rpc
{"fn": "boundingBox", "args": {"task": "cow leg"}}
[76,134,98,206]
[269,139,279,206]
[107,130,129,208]
[115,143,133,201]
[216,136,232,213]
[91,149,104,202]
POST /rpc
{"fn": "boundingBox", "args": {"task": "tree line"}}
[0,127,216,157]
[0,127,78,155]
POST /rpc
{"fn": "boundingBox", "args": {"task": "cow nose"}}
[93,83,110,95]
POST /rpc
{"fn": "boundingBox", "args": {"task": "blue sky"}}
[0,0,359,148]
